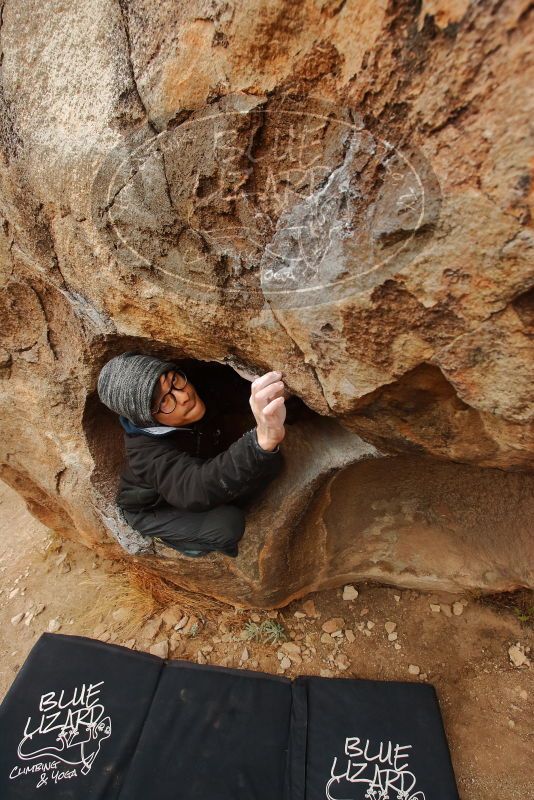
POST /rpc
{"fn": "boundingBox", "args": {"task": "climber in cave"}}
[96,352,286,558]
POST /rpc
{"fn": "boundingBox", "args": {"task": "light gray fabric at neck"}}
[97,351,177,427]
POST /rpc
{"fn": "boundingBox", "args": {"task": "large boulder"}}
[143,423,534,607]
[0,0,532,606]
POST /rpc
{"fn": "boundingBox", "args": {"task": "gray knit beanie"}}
[97,351,178,427]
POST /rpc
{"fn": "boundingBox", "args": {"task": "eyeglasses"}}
[151,370,188,416]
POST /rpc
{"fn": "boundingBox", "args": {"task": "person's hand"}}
[249,371,287,451]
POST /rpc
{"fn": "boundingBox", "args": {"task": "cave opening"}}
[170,357,317,447]
[84,354,319,514]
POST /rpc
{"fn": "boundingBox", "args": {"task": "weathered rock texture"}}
[0,0,533,606]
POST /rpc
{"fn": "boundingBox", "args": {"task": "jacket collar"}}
[119,415,196,437]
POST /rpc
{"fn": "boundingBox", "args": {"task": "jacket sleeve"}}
[135,428,283,512]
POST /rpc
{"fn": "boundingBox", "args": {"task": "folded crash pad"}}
[0,633,459,799]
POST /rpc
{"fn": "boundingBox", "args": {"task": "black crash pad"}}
[0,633,459,799]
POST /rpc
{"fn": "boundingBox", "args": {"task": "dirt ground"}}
[1,478,532,798]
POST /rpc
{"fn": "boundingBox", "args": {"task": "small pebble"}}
[149,640,169,658]
[280,642,301,658]
[322,618,344,634]
[342,585,358,601]
[301,599,319,618]
[509,643,530,668]
[335,654,350,671]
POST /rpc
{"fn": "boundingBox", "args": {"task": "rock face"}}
[0,0,533,606]
[145,432,534,607]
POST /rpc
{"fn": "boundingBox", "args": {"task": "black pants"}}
[122,500,247,557]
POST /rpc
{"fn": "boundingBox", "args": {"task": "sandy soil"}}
[1,478,532,798]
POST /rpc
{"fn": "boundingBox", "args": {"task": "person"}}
[97,352,286,558]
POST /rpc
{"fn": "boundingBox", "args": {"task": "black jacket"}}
[115,388,283,513]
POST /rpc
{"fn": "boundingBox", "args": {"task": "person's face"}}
[150,370,206,426]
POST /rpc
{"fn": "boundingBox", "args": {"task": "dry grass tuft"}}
[78,569,157,641]
[77,559,228,640]
[479,588,534,631]
[126,561,227,617]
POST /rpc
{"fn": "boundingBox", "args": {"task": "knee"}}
[212,504,246,546]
